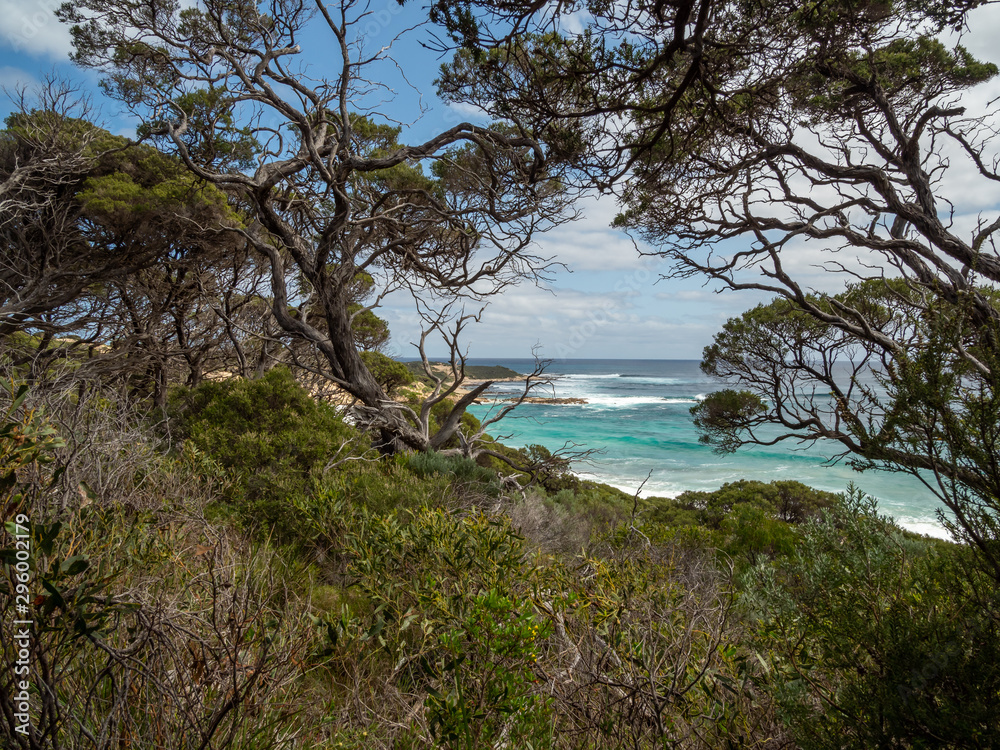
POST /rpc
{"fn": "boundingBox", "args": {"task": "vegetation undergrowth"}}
[1,371,997,749]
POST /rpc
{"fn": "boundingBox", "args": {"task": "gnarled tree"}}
[440,0,1000,564]
[1,88,240,396]
[59,0,571,453]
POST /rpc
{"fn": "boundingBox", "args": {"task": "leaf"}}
[78,481,97,508]
[10,384,29,412]
[41,580,67,612]
[0,471,17,496]
[61,555,90,576]
[36,522,63,556]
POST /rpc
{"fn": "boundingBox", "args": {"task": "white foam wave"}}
[583,395,677,407]
[614,376,689,385]
[895,519,951,539]
[560,373,622,380]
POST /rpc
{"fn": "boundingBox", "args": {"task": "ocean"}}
[465,358,949,538]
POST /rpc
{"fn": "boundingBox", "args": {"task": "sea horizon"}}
[457,358,952,540]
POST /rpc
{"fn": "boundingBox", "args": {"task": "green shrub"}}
[1,381,315,749]
[317,457,456,517]
[308,503,555,748]
[406,450,500,492]
[360,351,414,394]
[719,503,798,565]
[169,368,364,538]
[747,487,1000,748]
[650,479,840,530]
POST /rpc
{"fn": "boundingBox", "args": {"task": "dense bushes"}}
[4,371,996,749]
[300,499,783,749]
[406,450,501,490]
[0,379,317,750]
[651,479,841,529]
[746,488,1000,748]
[169,368,364,535]
[641,480,842,565]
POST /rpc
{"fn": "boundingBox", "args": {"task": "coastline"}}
[464,359,953,542]
[321,357,952,541]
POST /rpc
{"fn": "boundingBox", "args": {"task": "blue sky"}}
[3,1,1000,360]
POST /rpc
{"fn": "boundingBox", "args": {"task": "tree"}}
[359,351,414,395]
[612,4,1000,579]
[693,281,1000,579]
[436,0,989,185]
[1,83,239,374]
[95,237,268,404]
[59,0,571,453]
[440,0,1000,568]
[745,488,1000,748]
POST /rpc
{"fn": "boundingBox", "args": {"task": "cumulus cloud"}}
[534,193,654,272]
[374,273,740,360]
[443,100,491,123]
[0,0,72,60]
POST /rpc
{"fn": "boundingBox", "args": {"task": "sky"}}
[3,1,1000,361]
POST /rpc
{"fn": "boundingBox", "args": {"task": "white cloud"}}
[534,193,655,272]
[375,274,736,360]
[945,4,1000,64]
[443,100,490,122]
[0,0,72,60]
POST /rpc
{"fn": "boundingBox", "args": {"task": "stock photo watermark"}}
[5,0,62,54]
[5,513,34,736]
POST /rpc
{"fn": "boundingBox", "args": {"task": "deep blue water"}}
[465,359,948,537]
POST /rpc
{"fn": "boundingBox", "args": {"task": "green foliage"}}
[360,351,414,394]
[6,110,238,229]
[546,482,631,527]
[0,379,65,506]
[139,87,259,170]
[795,35,996,123]
[169,368,363,537]
[718,504,799,566]
[643,480,841,565]
[406,450,500,491]
[1,511,147,641]
[0,378,807,747]
[690,390,768,453]
[349,305,392,352]
[331,505,555,748]
[698,281,1000,583]
[748,486,1000,748]
[401,393,485,451]
[509,481,633,556]
[0,382,316,749]
[667,479,841,528]
[312,458,457,520]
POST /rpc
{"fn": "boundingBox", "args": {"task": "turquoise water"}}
[466,359,949,538]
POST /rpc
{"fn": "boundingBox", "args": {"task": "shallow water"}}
[466,358,950,538]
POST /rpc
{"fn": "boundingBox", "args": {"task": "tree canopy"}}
[1,85,237,344]
[56,0,571,452]
[436,0,1000,578]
